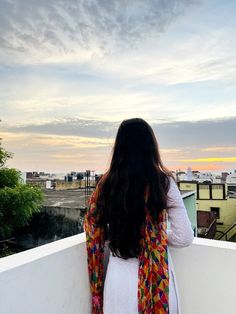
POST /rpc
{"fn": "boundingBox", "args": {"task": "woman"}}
[84,118,194,314]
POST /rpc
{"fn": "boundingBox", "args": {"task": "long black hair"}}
[96,118,174,259]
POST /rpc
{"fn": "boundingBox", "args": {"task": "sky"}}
[0,0,236,173]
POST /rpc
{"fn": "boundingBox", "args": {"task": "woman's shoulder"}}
[166,174,178,191]
[165,175,182,207]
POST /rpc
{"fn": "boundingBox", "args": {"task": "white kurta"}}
[103,177,194,314]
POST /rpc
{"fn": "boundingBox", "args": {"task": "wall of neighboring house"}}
[179,181,236,233]
[182,193,197,236]
[179,182,197,192]
[196,199,236,233]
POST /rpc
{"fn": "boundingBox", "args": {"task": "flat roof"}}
[180,190,196,198]
[43,189,91,208]
[43,188,196,208]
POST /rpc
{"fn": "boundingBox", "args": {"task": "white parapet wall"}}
[170,238,236,314]
[0,233,91,314]
[0,234,236,314]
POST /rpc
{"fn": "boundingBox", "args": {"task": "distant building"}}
[212,176,222,184]
[221,172,229,183]
[225,170,236,199]
[186,167,193,181]
[176,171,186,181]
[20,172,27,183]
[226,171,236,184]
[26,171,47,188]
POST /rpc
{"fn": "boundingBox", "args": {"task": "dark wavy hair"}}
[96,118,174,259]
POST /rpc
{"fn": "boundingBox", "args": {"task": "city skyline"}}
[0,0,236,172]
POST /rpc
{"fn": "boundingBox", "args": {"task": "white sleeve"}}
[166,177,194,247]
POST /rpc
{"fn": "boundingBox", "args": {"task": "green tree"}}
[0,142,12,167]
[0,138,43,241]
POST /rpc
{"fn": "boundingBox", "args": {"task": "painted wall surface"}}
[170,238,236,314]
[55,180,96,190]
[197,198,236,232]
[179,182,197,192]
[1,235,236,314]
[179,182,236,232]
[43,206,82,221]
[55,181,81,190]
[183,194,197,235]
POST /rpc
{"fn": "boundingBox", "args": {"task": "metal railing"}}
[217,221,236,241]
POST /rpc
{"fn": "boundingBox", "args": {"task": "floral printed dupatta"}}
[84,182,169,314]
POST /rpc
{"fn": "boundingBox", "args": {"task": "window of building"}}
[210,207,220,219]
[199,185,209,189]
[212,185,222,190]
[228,185,236,198]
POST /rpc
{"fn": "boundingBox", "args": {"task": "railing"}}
[197,210,217,238]
[0,234,236,314]
[217,221,236,241]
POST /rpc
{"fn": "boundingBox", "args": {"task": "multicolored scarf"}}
[84,182,169,314]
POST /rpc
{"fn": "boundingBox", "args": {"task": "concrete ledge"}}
[0,233,90,314]
[1,234,236,314]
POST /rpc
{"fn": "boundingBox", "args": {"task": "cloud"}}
[152,117,236,149]
[0,0,195,64]
[2,117,117,139]
[3,116,236,149]
[1,131,113,149]
[2,116,236,172]
[179,157,236,163]
[93,28,236,85]
[0,131,113,172]
[201,146,236,153]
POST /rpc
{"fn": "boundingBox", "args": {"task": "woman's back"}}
[84,118,194,314]
[103,176,194,314]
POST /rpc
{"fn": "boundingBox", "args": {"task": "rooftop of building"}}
[43,189,90,209]
[43,188,195,210]
[180,190,196,198]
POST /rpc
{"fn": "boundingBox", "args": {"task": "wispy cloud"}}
[1,118,236,171]
[1,116,236,171]
[179,157,236,163]
[3,116,236,149]
[201,146,236,153]
[1,1,236,172]
[2,118,117,138]
[0,131,112,172]
[0,0,194,64]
